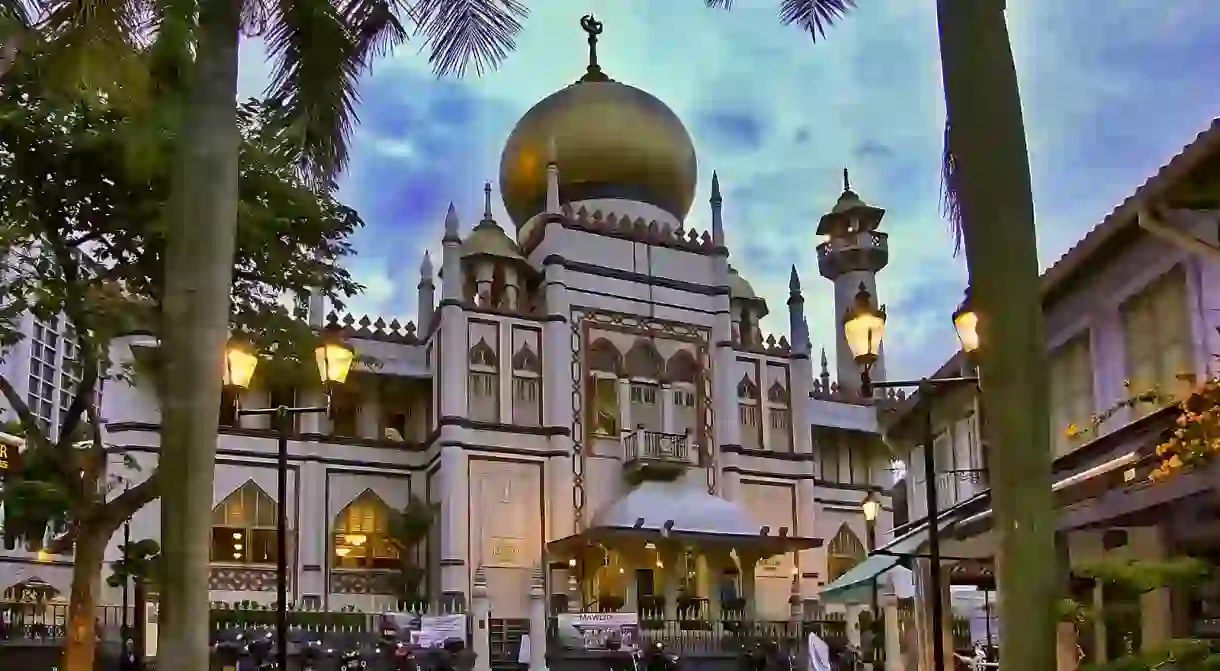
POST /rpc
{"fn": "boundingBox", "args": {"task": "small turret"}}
[441,203,463,302]
[710,171,724,246]
[418,251,435,333]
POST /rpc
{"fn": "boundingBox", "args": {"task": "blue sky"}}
[240,0,1219,381]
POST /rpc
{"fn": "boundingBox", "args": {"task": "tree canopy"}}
[0,52,364,548]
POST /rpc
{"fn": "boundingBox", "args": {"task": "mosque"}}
[2,17,898,626]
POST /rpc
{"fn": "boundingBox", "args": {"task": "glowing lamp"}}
[861,491,881,522]
[315,338,355,385]
[224,341,260,389]
[842,283,886,366]
[952,291,979,354]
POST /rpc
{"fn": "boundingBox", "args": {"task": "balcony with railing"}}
[623,428,692,483]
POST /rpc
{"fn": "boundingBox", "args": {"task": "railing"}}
[0,601,126,642]
[546,616,848,655]
[624,429,690,464]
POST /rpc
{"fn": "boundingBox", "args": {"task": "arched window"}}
[211,482,278,565]
[333,491,399,570]
[826,524,867,582]
[587,338,623,438]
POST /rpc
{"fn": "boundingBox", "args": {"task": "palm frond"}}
[340,0,409,67]
[35,0,150,102]
[704,0,733,8]
[146,0,196,95]
[264,0,361,185]
[410,0,527,78]
[777,0,856,42]
[940,119,964,256]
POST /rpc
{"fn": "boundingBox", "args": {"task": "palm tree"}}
[0,0,1054,669]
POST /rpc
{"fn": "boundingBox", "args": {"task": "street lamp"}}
[861,491,882,665]
[845,299,981,671]
[224,333,355,669]
[952,290,980,355]
[842,283,886,392]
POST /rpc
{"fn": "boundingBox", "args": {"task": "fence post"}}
[528,564,548,671]
[471,566,492,671]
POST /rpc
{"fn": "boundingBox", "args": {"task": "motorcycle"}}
[246,630,277,670]
[299,638,334,671]
[212,631,249,671]
[638,641,680,671]
[339,647,368,670]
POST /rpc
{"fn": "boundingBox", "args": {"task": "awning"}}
[819,494,987,604]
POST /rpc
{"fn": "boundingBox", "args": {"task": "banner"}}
[412,614,468,648]
[553,612,640,651]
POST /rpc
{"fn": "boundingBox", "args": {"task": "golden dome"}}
[498,75,697,228]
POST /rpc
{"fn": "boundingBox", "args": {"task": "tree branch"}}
[0,372,51,451]
[94,469,161,536]
[43,224,101,452]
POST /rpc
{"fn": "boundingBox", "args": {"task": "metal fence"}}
[547,617,849,657]
[1,600,130,642]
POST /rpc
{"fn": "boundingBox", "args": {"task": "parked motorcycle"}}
[339,647,367,670]
[212,631,249,671]
[639,641,680,671]
[246,630,277,670]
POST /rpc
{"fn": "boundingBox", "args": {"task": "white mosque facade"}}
[1,26,901,622]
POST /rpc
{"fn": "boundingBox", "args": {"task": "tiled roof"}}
[1038,117,1220,296]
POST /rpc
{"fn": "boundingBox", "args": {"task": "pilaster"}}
[541,261,575,539]
[713,290,740,500]
[298,460,327,598]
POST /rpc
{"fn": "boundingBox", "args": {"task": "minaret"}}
[417,251,435,333]
[817,168,889,395]
[436,201,470,605]
[710,171,724,247]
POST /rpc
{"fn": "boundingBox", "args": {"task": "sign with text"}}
[410,614,468,648]
[0,440,20,479]
[553,612,640,651]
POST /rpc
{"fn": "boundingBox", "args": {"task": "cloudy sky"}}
[240,0,1218,381]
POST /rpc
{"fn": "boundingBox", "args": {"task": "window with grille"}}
[468,371,499,422]
[511,376,541,426]
[1049,333,1094,455]
[332,491,399,570]
[1121,266,1191,416]
[629,382,661,431]
[673,386,697,436]
[27,318,59,433]
[588,376,619,437]
[210,482,281,565]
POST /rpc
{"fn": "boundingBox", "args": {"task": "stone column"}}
[541,261,575,539]
[471,567,492,671]
[660,546,681,621]
[846,604,867,648]
[358,379,381,439]
[913,559,954,671]
[617,378,632,439]
[739,555,759,620]
[528,565,548,671]
[882,593,902,671]
[475,262,494,307]
[661,382,675,434]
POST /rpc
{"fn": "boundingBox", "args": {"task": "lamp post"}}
[861,491,882,666]
[224,334,355,670]
[843,287,980,671]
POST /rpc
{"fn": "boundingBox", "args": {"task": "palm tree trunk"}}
[936,0,1057,669]
[155,0,242,668]
[60,531,106,671]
